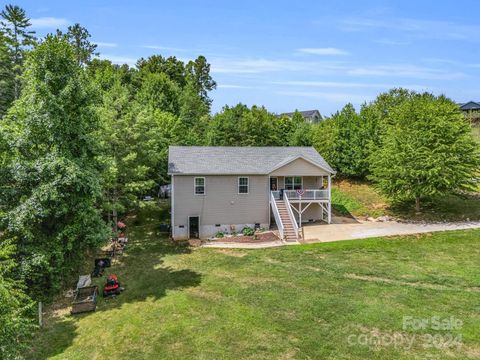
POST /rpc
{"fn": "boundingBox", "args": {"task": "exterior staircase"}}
[275,200,298,242]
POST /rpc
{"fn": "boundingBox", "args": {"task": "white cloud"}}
[210,57,343,74]
[347,64,464,80]
[100,55,137,66]
[276,90,374,104]
[217,84,251,89]
[142,45,186,52]
[297,47,349,55]
[271,80,431,91]
[95,42,118,48]
[374,39,410,46]
[30,17,69,29]
[340,17,480,41]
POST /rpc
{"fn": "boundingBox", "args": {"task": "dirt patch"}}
[345,273,480,292]
[187,287,224,301]
[216,249,247,257]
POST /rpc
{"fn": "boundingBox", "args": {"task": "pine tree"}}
[57,23,98,65]
[0,4,36,99]
[0,32,14,118]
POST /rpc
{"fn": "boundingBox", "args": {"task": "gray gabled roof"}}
[459,101,480,111]
[282,109,322,118]
[168,146,335,175]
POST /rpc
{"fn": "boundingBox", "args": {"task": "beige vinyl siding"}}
[173,175,269,228]
[270,158,330,177]
[275,176,322,190]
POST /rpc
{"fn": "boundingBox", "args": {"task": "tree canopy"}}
[369,93,480,211]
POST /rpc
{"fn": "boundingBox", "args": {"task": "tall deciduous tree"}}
[0,35,108,297]
[136,55,187,88]
[207,104,281,146]
[369,92,480,212]
[0,4,35,99]
[136,72,181,115]
[330,103,370,178]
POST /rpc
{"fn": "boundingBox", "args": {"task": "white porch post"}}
[171,175,175,238]
[327,175,332,224]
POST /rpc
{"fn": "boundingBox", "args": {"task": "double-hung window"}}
[194,177,205,195]
[238,177,249,194]
[285,176,302,190]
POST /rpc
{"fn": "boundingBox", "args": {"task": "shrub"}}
[215,231,224,238]
[242,227,255,236]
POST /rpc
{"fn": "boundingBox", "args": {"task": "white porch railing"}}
[284,189,329,201]
[270,191,284,240]
[271,190,280,200]
[283,192,299,239]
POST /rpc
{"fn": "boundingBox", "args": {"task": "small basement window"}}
[238,177,249,194]
[194,177,205,195]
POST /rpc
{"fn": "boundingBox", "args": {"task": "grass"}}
[29,202,480,359]
[472,125,480,144]
[331,180,388,218]
[332,179,480,222]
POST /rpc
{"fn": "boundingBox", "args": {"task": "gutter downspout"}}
[327,174,332,224]
[171,174,175,239]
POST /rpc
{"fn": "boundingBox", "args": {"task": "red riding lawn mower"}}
[103,274,124,297]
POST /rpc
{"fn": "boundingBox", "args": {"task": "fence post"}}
[38,301,43,327]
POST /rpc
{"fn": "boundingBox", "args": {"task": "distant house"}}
[458,101,480,121]
[168,146,335,242]
[282,110,323,124]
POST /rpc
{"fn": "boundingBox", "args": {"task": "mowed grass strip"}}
[29,204,480,359]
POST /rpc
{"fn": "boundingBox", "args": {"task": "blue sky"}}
[15,0,480,115]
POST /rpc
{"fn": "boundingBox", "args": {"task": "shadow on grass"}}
[94,231,202,309]
[27,316,77,360]
[28,210,201,359]
[389,193,480,222]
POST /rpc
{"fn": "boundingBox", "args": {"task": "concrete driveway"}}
[301,216,480,243]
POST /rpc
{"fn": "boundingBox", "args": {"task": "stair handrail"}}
[270,191,284,240]
[284,192,299,239]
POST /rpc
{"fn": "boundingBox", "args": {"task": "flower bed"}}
[210,231,279,243]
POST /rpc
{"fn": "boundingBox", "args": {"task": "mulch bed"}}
[211,231,280,243]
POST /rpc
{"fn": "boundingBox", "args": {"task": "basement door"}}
[189,216,199,239]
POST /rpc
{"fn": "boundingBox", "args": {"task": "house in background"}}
[458,101,480,121]
[282,110,323,124]
[168,146,335,242]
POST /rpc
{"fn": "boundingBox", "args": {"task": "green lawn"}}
[332,180,480,221]
[472,125,480,144]
[29,203,480,359]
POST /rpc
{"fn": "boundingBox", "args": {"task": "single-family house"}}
[168,146,335,242]
[458,101,480,121]
[282,110,323,124]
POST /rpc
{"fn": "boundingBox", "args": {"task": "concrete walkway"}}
[202,218,480,249]
[302,219,480,243]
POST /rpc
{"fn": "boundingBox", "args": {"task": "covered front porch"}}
[270,175,331,222]
[267,155,335,242]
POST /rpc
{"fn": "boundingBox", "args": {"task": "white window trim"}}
[194,177,206,195]
[284,176,303,190]
[238,176,249,194]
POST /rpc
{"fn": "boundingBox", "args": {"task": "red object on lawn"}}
[117,221,126,229]
[103,274,121,297]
